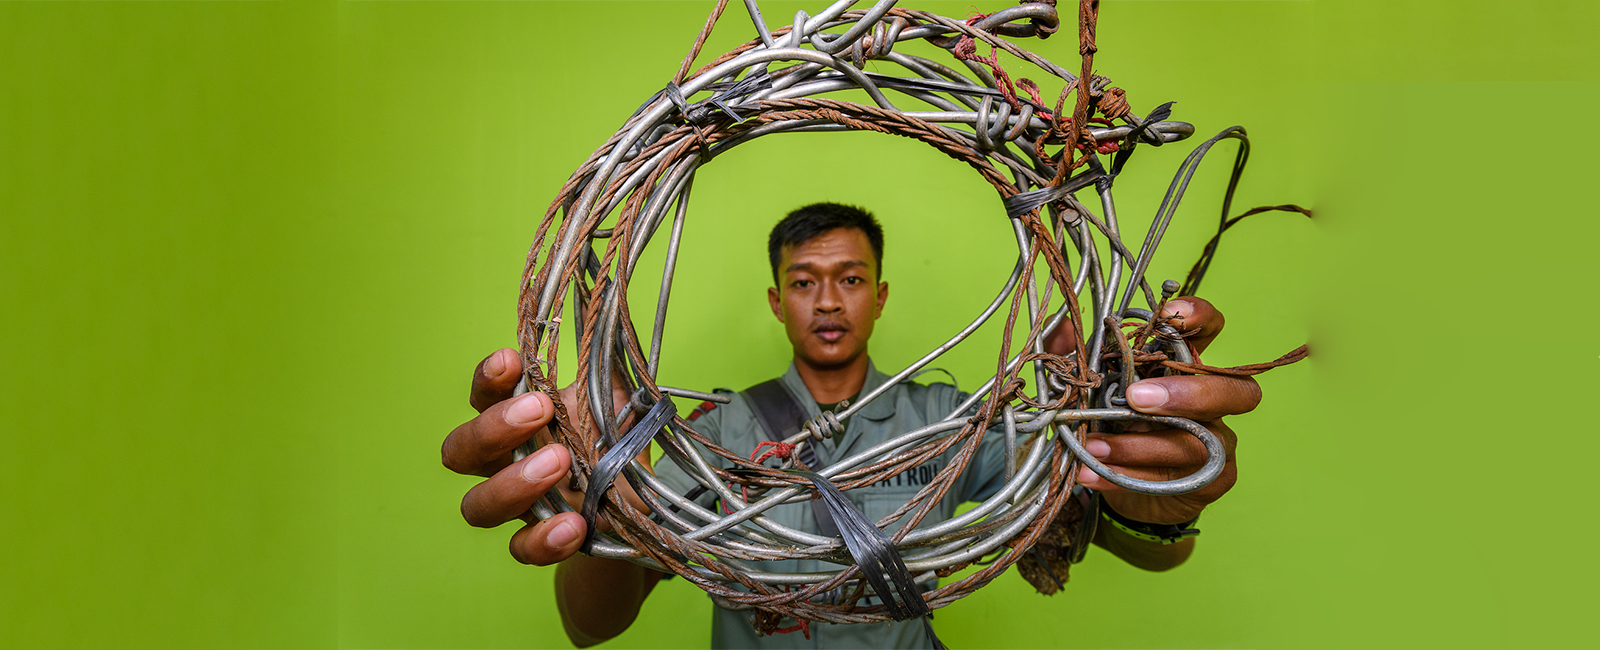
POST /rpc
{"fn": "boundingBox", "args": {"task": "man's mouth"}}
[814,322,847,343]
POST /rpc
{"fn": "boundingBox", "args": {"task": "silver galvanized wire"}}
[510,0,1251,624]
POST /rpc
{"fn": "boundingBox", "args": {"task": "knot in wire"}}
[1077,0,1099,56]
[1095,84,1130,120]
[1018,351,1102,409]
[750,440,796,465]
[995,376,1030,404]
[803,411,845,440]
[662,82,715,155]
[628,387,657,413]
[1021,0,1060,38]
[849,18,905,68]
[952,34,979,60]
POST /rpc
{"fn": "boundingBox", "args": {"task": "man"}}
[442,203,1259,648]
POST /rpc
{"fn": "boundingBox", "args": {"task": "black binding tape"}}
[1003,168,1104,219]
[785,469,931,621]
[580,394,677,553]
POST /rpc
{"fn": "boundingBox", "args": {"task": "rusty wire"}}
[508,0,1305,628]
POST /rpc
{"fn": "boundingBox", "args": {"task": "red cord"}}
[751,440,795,465]
[771,617,812,639]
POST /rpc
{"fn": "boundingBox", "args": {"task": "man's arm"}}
[442,348,661,647]
[1092,521,1195,572]
[1044,298,1256,571]
[555,554,661,647]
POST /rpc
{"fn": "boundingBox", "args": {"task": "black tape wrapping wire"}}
[782,470,928,620]
[785,469,947,648]
[576,399,945,647]
[1003,167,1103,219]
[579,394,677,554]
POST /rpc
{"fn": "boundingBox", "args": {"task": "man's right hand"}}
[441,348,588,566]
[443,349,665,647]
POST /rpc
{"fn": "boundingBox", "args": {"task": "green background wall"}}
[1,1,1591,648]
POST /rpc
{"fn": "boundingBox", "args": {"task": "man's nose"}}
[815,283,842,312]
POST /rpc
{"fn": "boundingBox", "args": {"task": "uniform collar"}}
[779,358,898,422]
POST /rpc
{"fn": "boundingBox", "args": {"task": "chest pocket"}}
[852,461,947,536]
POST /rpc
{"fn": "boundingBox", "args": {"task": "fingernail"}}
[1127,382,1169,409]
[1086,440,1111,459]
[1161,299,1194,320]
[522,446,562,483]
[1077,466,1098,485]
[547,520,581,549]
[505,393,545,425]
[484,350,506,377]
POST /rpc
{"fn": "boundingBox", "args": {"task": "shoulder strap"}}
[742,379,839,538]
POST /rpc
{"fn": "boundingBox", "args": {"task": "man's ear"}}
[767,285,784,322]
[875,281,889,318]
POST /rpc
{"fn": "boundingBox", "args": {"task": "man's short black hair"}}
[768,202,885,286]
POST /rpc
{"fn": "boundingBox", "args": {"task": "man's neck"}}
[794,353,870,404]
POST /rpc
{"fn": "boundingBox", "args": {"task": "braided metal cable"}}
[507,0,1300,628]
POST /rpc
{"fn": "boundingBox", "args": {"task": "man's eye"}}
[843,277,863,285]
[792,279,813,288]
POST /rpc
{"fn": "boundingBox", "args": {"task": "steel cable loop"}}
[506,0,1307,627]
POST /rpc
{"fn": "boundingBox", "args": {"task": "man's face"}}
[767,227,889,371]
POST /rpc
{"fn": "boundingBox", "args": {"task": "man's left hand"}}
[1073,297,1257,525]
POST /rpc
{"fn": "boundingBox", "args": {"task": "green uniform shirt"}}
[654,359,1009,649]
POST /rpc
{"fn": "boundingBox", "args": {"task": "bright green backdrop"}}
[1,1,1592,649]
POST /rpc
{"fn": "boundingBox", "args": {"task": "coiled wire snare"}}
[509,0,1308,630]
